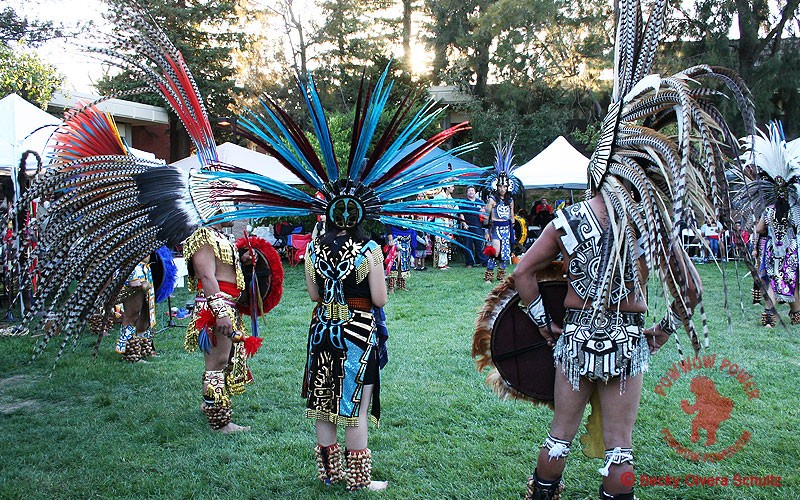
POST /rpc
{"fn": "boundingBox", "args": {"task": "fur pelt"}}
[472,273,555,409]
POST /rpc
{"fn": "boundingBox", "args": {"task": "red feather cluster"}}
[196,308,215,331]
[235,235,284,315]
[244,335,263,357]
[483,246,497,257]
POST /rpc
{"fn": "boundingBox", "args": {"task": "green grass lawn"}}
[0,260,797,499]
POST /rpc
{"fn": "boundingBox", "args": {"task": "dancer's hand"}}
[644,323,671,355]
[214,315,233,338]
[538,323,562,348]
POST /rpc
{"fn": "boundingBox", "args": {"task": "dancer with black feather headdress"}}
[2,6,278,432]
[511,0,754,498]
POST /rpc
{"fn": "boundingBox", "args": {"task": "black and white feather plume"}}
[585,0,755,355]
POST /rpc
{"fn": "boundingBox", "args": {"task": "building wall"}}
[132,124,171,162]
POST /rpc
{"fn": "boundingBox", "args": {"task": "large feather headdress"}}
[4,7,484,363]
[6,7,219,362]
[207,65,486,242]
[584,0,754,354]
[736,121,800,225]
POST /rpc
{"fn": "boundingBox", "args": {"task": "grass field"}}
[0,259,797,499]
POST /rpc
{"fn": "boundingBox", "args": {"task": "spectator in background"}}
[413,192,430,271]
[729,221,750,257]
[700,216,722,262]
[531,198,555,230]
[461,186,487,268]
[433,185,458,270]
[385,221,415,291]
[311,214,326,241]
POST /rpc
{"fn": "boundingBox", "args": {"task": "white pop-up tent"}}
[172,142,303,185]
[514,136,589,189]
[0,93,61,175]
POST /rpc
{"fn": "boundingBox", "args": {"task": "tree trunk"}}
[168,117,190,163]
[733,0,759,84]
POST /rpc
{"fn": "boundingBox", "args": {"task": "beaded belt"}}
[564,308,644,327]
[345,297,373,312]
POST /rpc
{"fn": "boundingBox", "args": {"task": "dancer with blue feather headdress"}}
[482,135,522,283]
[231,65,486,491]
[4,3,486,483]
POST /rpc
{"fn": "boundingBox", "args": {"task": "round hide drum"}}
[473,261,566,407]
[490,280,566,403]
[238,247,272,311]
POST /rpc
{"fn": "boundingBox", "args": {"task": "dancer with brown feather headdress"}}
[505,0,754,498]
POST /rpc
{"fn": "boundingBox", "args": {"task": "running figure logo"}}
[680,376,734,446]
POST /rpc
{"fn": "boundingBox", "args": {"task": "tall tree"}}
[97,0,250,161]
[264,0,316,79]
[424,0,494,96]
[402,0,412,73]
[313,0,399,110]
[425,0,612,160]
[668,0,800,134]
[0,6,85,47]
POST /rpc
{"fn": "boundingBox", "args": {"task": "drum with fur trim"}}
[472,261,566,407]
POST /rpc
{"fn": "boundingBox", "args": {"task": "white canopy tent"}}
[0,93,61,175]
[515,136,589,189]
[172,142,303,185]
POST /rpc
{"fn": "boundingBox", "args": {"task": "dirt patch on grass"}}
[0,375,42,414]
[0,375,31,388]
[0,399,41,414]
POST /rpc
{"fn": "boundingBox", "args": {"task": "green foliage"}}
[571,119,602,151]
[0,45,63,107]
[312,0,396,103]
[664,0,800,136]
[460,82,575,166]
[0,264,798,498]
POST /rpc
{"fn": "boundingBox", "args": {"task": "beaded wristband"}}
[520,295,549,328]
[207,294,229,318]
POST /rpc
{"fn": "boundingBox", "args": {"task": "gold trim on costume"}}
[183,227,245,291]
[305,409,379,427]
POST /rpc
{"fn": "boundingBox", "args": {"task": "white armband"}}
[520,295,549,328]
